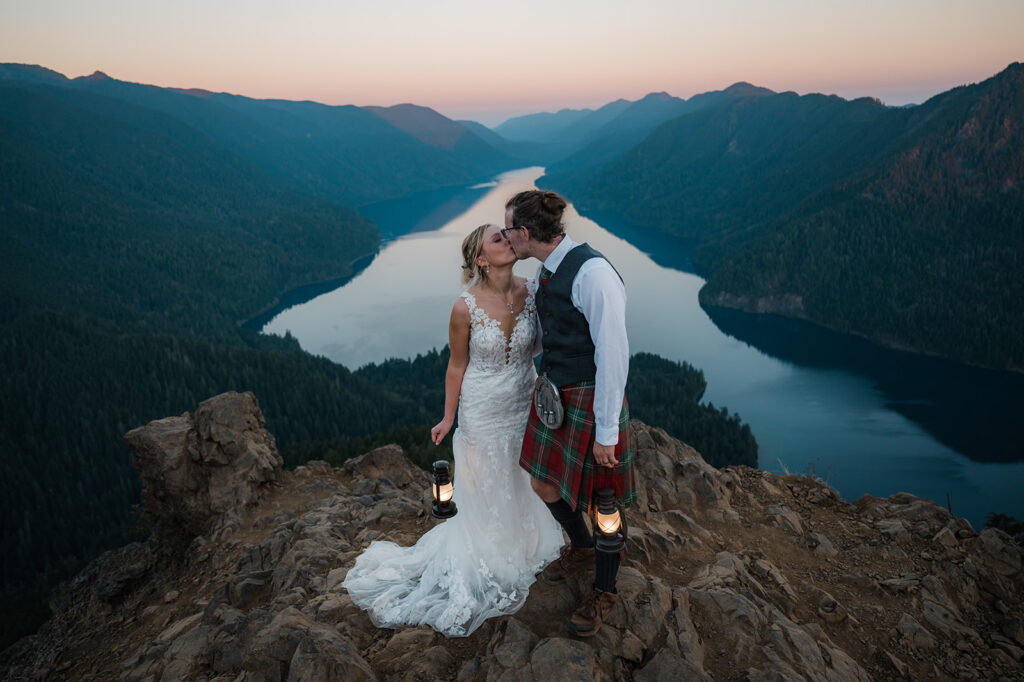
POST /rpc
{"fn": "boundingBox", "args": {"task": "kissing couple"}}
[343,190,635,638]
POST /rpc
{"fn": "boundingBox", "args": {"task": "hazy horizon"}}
[2,0,1021,127]
[3,59,1017,129]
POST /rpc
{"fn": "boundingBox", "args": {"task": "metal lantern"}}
[592,487,626,553]
[431,460,457,519]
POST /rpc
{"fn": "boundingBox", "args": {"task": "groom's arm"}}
[573,261,628,448]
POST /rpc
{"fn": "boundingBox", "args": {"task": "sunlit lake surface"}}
[262,168,1024,529]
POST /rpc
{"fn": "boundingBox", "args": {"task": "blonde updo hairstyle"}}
[461,223,494,286]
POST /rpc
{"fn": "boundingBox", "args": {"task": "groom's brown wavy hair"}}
[506,190,567,243]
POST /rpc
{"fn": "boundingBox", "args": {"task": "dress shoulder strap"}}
[460,290,489,326]
[525,279,537,311]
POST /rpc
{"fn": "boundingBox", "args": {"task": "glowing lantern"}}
[431,460,457,519]
[592,487,626,553]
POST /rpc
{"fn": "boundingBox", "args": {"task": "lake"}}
[261,167,1024,529]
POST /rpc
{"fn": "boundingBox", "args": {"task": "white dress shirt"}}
[536,236,629,446]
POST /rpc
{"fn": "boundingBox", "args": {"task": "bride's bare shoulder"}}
[450,293,471,321]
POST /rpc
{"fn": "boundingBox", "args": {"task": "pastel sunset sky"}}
[2,0,1021,126]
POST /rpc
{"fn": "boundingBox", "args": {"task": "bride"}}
[342,224,564,637]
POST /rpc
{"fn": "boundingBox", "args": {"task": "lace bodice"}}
[460,280,537,372]
[457,281,538,445]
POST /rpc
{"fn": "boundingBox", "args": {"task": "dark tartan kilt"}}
[519,381,635,513]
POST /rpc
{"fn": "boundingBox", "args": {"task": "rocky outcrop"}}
[3,393,1022,681]
[124,391,283,539]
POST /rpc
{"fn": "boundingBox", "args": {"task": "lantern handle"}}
[617,499,628,548]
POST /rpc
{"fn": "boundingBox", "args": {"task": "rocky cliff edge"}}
[2,391,1022,681]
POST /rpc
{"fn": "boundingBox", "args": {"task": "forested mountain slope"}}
[0,82,378,340]
[702,64,1024,369]
[542,63,1024,369]
[0,64,515,206]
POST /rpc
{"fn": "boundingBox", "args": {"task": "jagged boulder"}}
[125,391,282,538]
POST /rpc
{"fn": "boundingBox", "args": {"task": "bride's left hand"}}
[431,417,454,444]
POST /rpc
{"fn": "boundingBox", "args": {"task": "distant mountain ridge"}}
[493,105,601,141]
[0,64,516,206]
[547,83,776,175]
[540,63,1024,370]
[365,103,478,151]
[493,84,776,170]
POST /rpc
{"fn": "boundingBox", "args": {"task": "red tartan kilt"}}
[519,382,634,513]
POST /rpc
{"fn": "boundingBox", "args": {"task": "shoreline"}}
[698,291,1024,376]
[558,194,1020,376]
[239,249,379,334]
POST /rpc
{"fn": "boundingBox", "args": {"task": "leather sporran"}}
[533,374,564,430]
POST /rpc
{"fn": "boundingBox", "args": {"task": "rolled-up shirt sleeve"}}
[572,261,628,446]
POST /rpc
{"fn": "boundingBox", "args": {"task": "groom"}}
[502,190,635,637]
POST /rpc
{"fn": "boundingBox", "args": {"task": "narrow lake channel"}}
[261,167,1024,529]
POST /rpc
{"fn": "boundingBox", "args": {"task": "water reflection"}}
[704,307,1024,464]
[360,183,494,239]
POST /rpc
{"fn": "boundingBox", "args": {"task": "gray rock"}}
[156,613,203,643]
[286,634,375,682]
[492,641,531,669]
[1002,615,1023,645]
[977,528,1023,577]
[689,588,767,656]
[898,613,936,650]
[877,518,911,542]
[922,574,962,618]
[880,576,920,594]
[499,618,539,648]
[883,649,909,677]
[668,588,705,663]
[230,571,272,609]
[988,633,1024,661]
[766,505,804,534]
[125,391,282,538]
[394,646,455,682]
[635,650,708,681]
[934,527,959,548]
[381,627,435,661]
[803,531,839,557]
[243,607,373,680]
[90,542,154,602]
[923,600,983,644]
[529,638,595,681]
[622,577,672,647]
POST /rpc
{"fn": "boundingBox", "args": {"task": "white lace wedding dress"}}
[342,282,563,637]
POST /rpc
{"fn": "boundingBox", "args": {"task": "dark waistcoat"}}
[536,243,622,388]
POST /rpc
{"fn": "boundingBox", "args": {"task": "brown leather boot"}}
[541,544,595,584]
[565,588,618,637]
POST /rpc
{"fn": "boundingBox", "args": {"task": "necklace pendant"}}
[506,302,515,314]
